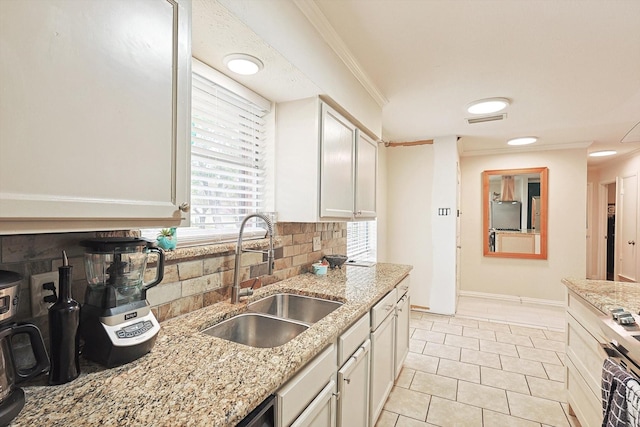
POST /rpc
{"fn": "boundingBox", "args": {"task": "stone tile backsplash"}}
[0,222,347,346]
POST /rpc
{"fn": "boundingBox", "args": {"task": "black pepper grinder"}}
[48,251,81,385]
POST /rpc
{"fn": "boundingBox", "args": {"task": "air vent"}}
[466,113,507,124]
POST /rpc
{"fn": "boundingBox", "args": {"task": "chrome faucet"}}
[231,213,274,304]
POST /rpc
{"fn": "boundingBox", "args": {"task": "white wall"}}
[376,143,388,262]
[385,136,459,314]
[459,148,587,302]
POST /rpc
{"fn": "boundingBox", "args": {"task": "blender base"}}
[0,388,25,426]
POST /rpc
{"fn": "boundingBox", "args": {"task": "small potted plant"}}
[157,227,177,251]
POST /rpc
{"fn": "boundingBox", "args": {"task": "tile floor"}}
[376,296,579,427]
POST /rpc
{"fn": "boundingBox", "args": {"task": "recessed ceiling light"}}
[507,137,537,146]
[223,54,264,75]
[466,97,510,115]
[589,150,617,157]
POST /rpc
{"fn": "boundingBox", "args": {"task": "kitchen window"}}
[346,220,377,262]
[142,59,274,246]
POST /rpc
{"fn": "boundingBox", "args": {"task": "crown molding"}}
[293,0,389,107]
[460,141,593,157]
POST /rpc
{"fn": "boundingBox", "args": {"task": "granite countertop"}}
[562,277,640,315]
[13,263,412,427]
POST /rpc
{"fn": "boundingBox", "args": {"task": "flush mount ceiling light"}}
[223,54,264,75]
[466,97,510,115]
[589,150,617,157]
[507,136,538,146]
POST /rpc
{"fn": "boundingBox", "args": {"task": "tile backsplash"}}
[0,222,346,347]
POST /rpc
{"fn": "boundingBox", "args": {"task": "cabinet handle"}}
[343,378,351,384]
[385,304,394,311]
[629,240,636,245]
[179,203,190,212]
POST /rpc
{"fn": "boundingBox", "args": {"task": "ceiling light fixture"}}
[589,150,617,157]
[507,137,537,146]
[223,54,264,75]
[466,97,510,115]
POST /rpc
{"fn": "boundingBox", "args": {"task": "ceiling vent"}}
[466,113,507,124]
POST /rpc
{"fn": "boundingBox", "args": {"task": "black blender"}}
[80,238,164,367]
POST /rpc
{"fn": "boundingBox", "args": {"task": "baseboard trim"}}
[458,290,564,308]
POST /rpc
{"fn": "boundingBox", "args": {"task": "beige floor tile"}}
[396,367,416,388]
[431,322,463,336]
[543,363,566,382]
[444,334,480,350]
[420,313,452,323]
[384,386,430,421]
[450,317,479,328]
[495,331,534,347]
[410,370,458,400]
[463,326,496,341]
[411,318,435,331]
[531,336,567,353]
[507,391,571,426]
[423,342,461,361]
[457,380,509,414]
[516,346,563,365]
[426,396,482,427]
[410,327,416,337]
[404,352,439,374]
[437,359,480,383]
[527,376,566,402]
[500,355,547,378]
[477,320,512,333]
[410,339,426,354]
[482,409,541,427]
[460,348,502,369]
[396,415,439,426]
[411,312,423,320]
[413,329,446,344]
[480,366,530,394]
[375,410,399,427]
[479,339,519,357]
[544,330,566,342]
[509,325,548,338]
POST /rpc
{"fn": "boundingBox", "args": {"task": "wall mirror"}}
[482,167,548,259]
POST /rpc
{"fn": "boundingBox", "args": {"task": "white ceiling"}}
[193,0,640,165]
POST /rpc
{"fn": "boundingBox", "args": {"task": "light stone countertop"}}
[562,277,640,315]
[13,263,412,427]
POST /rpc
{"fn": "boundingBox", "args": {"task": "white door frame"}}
[597,180,617,280]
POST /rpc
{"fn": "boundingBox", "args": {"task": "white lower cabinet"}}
[395,277,410,379]
[369,290,397,426]
[291,380,337,427]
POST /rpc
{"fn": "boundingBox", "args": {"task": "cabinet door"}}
[369,313,395,426]
[0,0,191,234]
[320,103,355,219]
[338,340,370,427]
[355,131,377,219]
[291,380,337,427]
[395,294,410,379]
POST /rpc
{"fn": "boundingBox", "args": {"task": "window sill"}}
[160,236,283,263]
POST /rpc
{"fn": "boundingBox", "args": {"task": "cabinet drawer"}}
[371,289,397,331]
[567,291,607,342]
[567,314,607,397]
[338,313,370,366]
[277,344,337,427]
[566,357,602,427]
[396,276,410,299]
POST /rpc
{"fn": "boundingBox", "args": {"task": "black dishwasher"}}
[236,395,275,427]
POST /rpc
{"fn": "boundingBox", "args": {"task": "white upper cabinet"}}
[275,97,377,222]
[0,0,191,234]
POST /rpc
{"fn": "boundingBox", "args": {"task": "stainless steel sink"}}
[202,313,308,348]
[247,293,343,325]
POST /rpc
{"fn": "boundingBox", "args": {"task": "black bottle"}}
[48,251,81,385]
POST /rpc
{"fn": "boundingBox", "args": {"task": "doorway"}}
[606,182,616,280]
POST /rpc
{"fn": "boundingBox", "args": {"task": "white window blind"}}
[347,220,377,262]
[142,60,272,246]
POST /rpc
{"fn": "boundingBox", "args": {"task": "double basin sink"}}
[202,293,343,348]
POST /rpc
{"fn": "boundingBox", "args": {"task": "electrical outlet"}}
[313,236,321,252]
[30,271,59,318]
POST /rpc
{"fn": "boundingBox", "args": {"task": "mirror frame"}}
[482,167,549,260]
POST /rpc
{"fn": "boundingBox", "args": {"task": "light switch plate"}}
[313,236,321,252]
[30,271,58,318]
